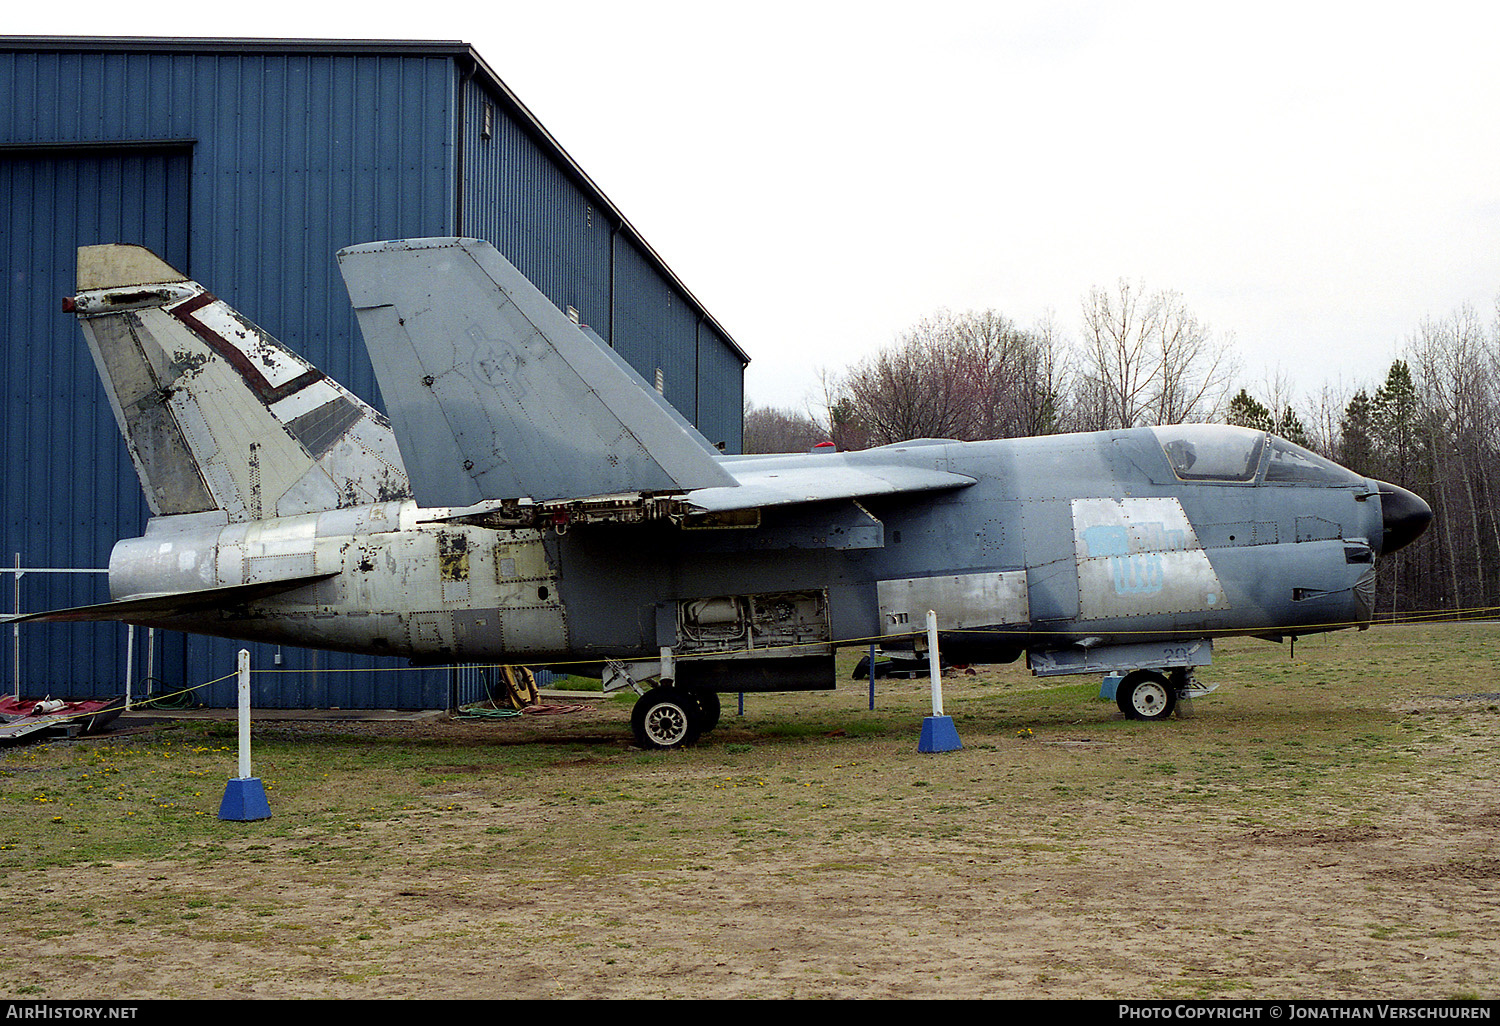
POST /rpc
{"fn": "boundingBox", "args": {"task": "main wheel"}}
[1116,670,1177,721]
[631,687,702,749]
[688,688,722,734]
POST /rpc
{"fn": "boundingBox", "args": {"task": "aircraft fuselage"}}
[38,238,1432,744]
[109,426,1402,681]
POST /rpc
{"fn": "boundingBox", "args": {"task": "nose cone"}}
[1377,482,1433,555]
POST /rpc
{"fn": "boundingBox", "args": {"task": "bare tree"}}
[823,310,1069,448]
[1303,379,1354,459]
[742,402,828,454]
[1076,280,1237,429]
[1406,305,1500,611]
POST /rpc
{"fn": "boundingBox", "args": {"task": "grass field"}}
[2,624,1497,999]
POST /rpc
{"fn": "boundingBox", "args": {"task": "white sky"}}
[11,2,1500,414]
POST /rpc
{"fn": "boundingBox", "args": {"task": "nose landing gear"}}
[1115,669,1177,720]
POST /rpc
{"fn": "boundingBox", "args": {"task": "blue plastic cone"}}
[918,715,963,753]
[218,777,271,821]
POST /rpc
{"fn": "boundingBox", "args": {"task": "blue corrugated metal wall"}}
[696,321,745,454]
[459,73,745,452]
[0,40,744,707]
[1,147,190,694]
[1,46,460,707]
[459,81,612,333]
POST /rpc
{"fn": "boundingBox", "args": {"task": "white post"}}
[125,624,135,710]
[926,609,943,716]
[917,609,961,752]
[12,554,20,700]
[237,648,252,779]
[218,646,269,820]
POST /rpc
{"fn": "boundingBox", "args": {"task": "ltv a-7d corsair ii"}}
[25,238,1432,748]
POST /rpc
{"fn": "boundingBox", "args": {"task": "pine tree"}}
[1226,388,1309,446]
[1371,360,1423,487]
[1225,388,1273,432]
[1339,390,1375,475]
[1273,406,1310,447]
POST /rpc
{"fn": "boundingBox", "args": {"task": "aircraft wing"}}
[337,237,738,508]
[685,463,976,513]
[6,574,337,625]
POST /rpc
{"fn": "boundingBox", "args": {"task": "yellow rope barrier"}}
[131,671,240,710]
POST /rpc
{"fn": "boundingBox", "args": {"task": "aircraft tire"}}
[688,688,722,733]
[1116,670,1177,721]
[631,687,702,749]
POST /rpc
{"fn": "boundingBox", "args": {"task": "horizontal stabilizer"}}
[337,237,737,506]
[8,574,337,625]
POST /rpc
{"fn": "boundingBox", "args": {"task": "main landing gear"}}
[630,686,722,749]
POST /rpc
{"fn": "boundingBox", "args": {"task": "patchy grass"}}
[0,623,1497,998]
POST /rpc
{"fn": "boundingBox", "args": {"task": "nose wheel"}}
[1116,669,1178,721]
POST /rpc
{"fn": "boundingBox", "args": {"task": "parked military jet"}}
[23,238,1432,748]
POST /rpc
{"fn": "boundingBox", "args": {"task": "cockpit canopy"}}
[1148,424,1364,486]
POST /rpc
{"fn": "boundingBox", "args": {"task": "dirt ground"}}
[6,639,1500,1000]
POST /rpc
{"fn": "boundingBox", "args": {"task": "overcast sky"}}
[12,2,1500,414]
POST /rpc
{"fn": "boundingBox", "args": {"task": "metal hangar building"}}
[0,36,749,708]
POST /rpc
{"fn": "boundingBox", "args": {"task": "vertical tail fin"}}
[337,237,736,507]
[71,244,411,521]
